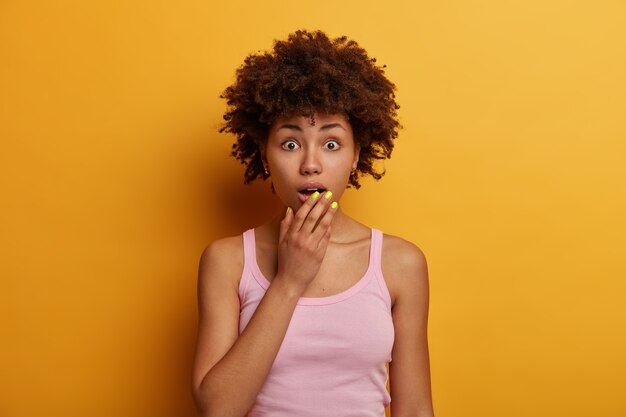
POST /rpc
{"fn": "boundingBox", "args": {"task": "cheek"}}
[267,162,294,192]
[328,156,354,174]
[268,155,293,174]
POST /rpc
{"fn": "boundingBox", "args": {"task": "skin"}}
[191,113,434,417]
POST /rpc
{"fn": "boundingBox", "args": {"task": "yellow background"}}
[1,1,625,416]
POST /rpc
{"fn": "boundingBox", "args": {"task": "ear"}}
[352,143,361,170]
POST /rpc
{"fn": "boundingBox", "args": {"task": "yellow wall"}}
[1,1,625,416]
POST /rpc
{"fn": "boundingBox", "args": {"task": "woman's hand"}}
[274,191,338,292]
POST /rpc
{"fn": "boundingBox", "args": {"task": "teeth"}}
[300,187,325,193]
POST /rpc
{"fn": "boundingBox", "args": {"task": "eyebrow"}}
[276,123,346,132]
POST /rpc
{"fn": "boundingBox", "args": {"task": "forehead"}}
[270,113,352,132]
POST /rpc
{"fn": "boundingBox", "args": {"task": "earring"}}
[264,166,269,175]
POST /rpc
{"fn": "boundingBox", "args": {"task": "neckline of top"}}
[248,228,376,306]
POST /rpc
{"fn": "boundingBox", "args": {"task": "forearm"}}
[195,276,302,417]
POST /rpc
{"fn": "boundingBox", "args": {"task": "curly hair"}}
[220,30,400,189]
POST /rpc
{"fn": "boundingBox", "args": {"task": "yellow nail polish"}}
[324,191,333,199]
[331,201,338,209]
[286,207,291,215]
[312,191,320,200]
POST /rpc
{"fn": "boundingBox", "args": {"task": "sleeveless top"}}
[239,228,395,417]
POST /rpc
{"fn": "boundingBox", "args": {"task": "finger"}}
[311,200,338,239]
[292,191,324,232]
[303,191,334,233]
[279,206,293,242]
[315,221,333,252]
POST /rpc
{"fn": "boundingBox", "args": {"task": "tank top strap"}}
[242,228,255,263]
[370,228,392,310]
[239,229,255,301]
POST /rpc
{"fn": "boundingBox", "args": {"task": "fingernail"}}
[330,201,338,209]
[324,191,333,199]
[312,191,320,200]
[286,207,291,215]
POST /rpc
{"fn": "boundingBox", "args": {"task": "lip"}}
[296,181,327,203]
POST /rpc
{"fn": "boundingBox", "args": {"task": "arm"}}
[191,194,337,417]
[384,238,435,417]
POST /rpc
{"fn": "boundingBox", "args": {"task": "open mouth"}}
[297,185,327,202]
[299,187,327,196]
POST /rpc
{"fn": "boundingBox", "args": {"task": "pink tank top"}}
[239,228,394,417]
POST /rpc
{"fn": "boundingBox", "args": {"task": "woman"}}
[192,30,434,417]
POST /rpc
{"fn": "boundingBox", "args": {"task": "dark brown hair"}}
[220,30,400,189]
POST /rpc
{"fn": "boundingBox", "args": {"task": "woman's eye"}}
[281,140,299,150]
[324,140,340,150]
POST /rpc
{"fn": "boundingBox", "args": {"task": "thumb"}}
[279,206,293,242]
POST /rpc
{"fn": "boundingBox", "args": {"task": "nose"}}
[300,149,322,176]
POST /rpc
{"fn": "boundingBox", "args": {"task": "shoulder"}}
[380,232,429,308]
[200,234,244,267]
[380,233,427,269]
[197,234,245,296]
